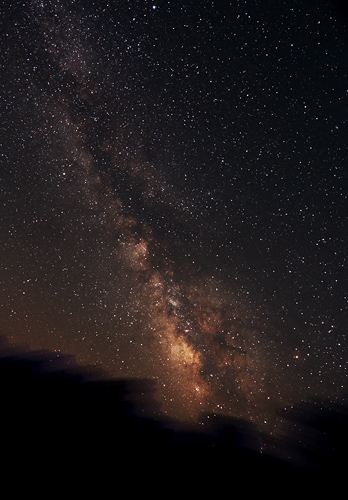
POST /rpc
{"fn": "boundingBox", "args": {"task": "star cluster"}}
[1,0,348,430]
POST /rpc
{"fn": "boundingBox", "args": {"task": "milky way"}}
[2,0,348,431]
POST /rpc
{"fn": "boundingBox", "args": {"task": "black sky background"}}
[1,0,348,431]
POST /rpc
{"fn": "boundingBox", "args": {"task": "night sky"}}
[1,0,348,433]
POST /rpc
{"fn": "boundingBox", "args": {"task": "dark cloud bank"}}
[1,337,347,494]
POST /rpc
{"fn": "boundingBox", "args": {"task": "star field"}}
[1,0,348,431]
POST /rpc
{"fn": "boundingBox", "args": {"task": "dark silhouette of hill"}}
[0,336,346,494]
